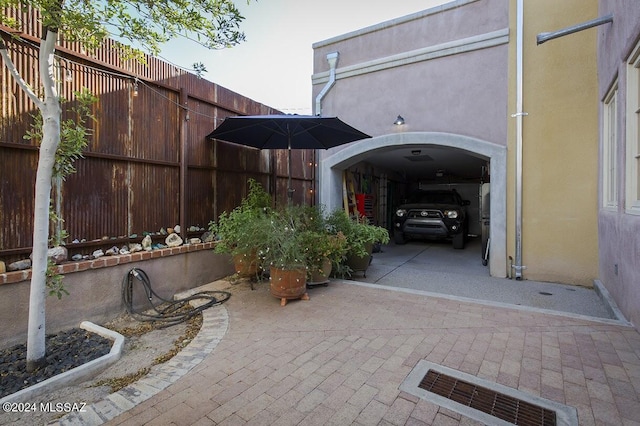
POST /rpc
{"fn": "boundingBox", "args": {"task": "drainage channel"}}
[419,369,556,425]
[400,360,578,426]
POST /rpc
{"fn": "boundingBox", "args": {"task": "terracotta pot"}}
[269,266,309,306]
[346,242,373,277]
[308,257,332,285]
[233,252,258,277]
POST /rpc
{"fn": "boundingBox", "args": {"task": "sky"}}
[159,0,448,115]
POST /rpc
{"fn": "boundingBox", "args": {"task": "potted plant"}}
[278,204,347,285]
[326,210,390,277]
[259,206,310,306]
[301,230,348,285]
[209,179,271,278]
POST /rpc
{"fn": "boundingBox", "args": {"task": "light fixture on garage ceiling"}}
[394,115,405,125]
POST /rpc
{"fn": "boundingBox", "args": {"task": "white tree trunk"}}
[26,30,61,371]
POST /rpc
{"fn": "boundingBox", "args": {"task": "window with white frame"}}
[626,40,640,214]
[603,82,618,209]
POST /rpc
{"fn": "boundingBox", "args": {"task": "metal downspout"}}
[314,52,339,116]
[512,0,527,279]
[314,52,339,205]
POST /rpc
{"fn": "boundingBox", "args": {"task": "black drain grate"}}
[419,370,556,426]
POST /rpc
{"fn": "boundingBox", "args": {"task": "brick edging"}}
[0,242,217,285]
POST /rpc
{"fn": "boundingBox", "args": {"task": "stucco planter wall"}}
[0,242,234,348]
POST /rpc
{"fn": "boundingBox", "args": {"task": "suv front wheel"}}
[394,231,406,245]
[452,232,465,249]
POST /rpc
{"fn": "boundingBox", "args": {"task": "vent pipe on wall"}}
[537,14,613,45]
[315,52,339,116]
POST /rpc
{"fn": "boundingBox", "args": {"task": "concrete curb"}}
[0,322,124,405]
[340,279,634,327]
[593,279,631,325]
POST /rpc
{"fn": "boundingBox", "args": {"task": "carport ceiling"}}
[363,145,488,181]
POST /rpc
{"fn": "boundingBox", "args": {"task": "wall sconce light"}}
[394,115,405,125]
[65,69,73,82]
[133,78,139,97]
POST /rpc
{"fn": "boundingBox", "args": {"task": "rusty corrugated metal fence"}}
[0,8,317,263]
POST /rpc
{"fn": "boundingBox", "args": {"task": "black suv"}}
[393,189,470,249]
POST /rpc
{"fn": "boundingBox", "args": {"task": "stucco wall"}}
[512,0,599,286]
[313,0,600,286]
[597,0,640,328]
[312,0,510,278]
[313,0,509,143]
[0,245,235,348]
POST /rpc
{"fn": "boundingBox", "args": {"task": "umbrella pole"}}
[287,130,293,204]
[288,148,293,201]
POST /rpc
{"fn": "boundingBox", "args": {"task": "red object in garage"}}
[355,193,374,222]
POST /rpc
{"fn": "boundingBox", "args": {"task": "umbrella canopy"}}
[207,114,371,150]
[207,114,371,202]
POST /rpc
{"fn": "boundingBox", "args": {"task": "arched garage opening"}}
[319,132,507,278]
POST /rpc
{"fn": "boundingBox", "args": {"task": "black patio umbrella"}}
[207,114,371,201]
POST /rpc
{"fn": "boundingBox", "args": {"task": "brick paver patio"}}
[56,278,640,425]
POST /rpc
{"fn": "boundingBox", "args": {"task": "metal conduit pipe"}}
[314,52,339,116]
[537,14,613,45]
[512,0,527,280]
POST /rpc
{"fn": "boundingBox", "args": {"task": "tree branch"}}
[0,35,45,109]
[39,28,59,102]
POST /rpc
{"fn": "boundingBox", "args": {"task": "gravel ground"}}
[0,329,112,399]
[0,311,199,426]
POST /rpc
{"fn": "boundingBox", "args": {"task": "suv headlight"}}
[395,209,407,218]
[444,210,459,219]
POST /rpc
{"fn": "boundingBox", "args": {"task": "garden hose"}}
[122,268,230,327]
